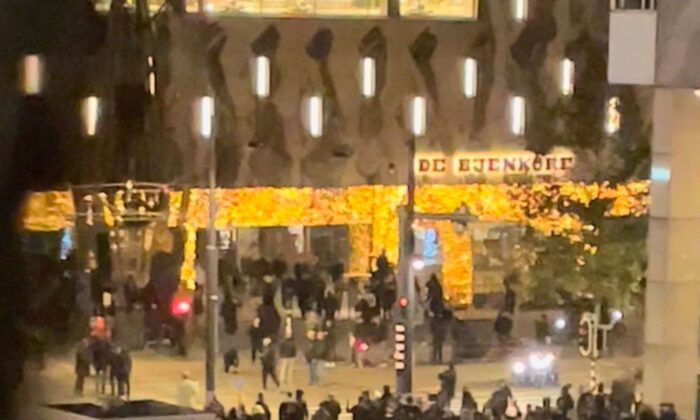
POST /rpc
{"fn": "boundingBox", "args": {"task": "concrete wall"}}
[655,0,700,88]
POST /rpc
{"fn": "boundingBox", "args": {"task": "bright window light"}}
[560,58,575,96]
[205,3,215,12]
[360,57,376,99]
[20,54,44,95]
[463,58,478,98]
[196,96,215,139]
[148,72,156,96]
[410,96,427,137]
[510,96,526,136]
[81,96,100,137]
[694,89,700,98]
[307,95,324,138]
[253,56,270,99]
[604,96,621,135]
[512,0,528,21]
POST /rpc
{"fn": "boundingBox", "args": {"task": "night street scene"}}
[4,0,700,419]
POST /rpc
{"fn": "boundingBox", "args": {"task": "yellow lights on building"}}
[512,0,528,21]
[81,96,100,137]
[462,58,478,99]
[194,96,215,139]
[400,0,477,19]
[560,58,575,96]
[605,96,621,135]
[20,54,44,95]
[305,95,324,138]
[360,57,377,99]
[252,56,271,99]
[410,96,427,137]
[509,96,526,136]
[21,181,650,302]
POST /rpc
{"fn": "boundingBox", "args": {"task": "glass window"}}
[184,0,387,17]
[400,0,477,19]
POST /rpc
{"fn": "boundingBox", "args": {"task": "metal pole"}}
[205,121,219,404]
[396,134,416,394]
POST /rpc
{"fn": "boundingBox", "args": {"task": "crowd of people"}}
[204,373,678,420]
[74,335,132,398]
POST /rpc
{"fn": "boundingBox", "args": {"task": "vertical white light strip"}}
[21,54,44,95]
[254,56,270,99]
[560,58,575,96]
[82,96,100,137]
[510,96,526,136]
[604,96,621,135]
[512,0,528,21]
[199,96,215,139]
[463,58,478,98]
[410,96,427,137]
[360,57,376,99]
[147,56,156,96]
[308,95,324,138]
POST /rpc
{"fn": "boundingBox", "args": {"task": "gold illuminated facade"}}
[95,0,477,18]
[22,181,649,306]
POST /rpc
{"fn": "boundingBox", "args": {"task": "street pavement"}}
[22,348,640,418]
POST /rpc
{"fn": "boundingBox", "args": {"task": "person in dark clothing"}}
[503,273,518,314]
[110,346,131,398]
[438,363,457,409]
[322,288,339,321]
[74,339,91,396]
[347,395,372,420]
[494,311,514,344]
[249,317,264,363]
[426,274,445,316]
[431,315,448,364]
[320,394,342,420]
[296,389,310,420]
[280,392,304,420]
[282,276,297,310]
[461,386,478,411]
[322,318,337,362]
[220,291,240,336]
[223,347,239,373]
[260,338,280,390]
[535,313,550,344]
[257,296,281,339]
[556,384,575,418]
[91,337,110,394]
[424,394,445,420]
[592,383,608,419]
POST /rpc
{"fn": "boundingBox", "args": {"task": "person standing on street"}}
[261,337,280,390]
[279,326,297,385]
[74,338,91,396]
[438,363,457,409]
[296,389,309,420]
[249,317,263,363]
[431,314,448,365]
[110,347,131,399]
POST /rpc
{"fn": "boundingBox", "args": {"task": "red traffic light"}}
[171,297,192,317]
[399,297,409,308]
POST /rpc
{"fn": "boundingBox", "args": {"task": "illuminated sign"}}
[415,149,575,178]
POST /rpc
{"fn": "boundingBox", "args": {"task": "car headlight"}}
[554,317,567,331]
[529,352,554,370]
[512,361,527,375]
[610,309,624,323]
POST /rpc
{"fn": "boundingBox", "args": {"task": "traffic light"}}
[171,296,193,317]
[578,314,595,357]
[394,323,407,371]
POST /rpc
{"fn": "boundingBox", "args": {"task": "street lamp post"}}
[396,96,426,394]
[197,96,218,404]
